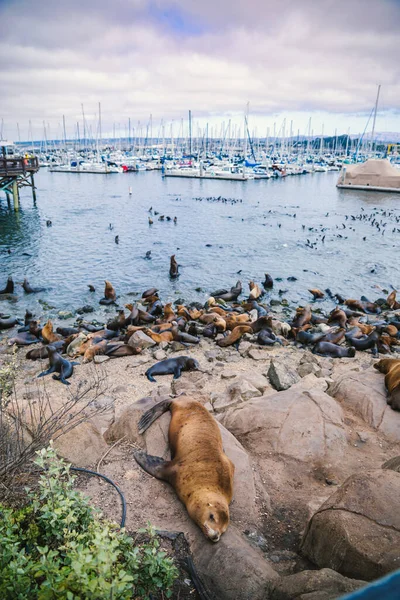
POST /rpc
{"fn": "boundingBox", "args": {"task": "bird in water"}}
[115,235,119,244]
[148,217,153,225]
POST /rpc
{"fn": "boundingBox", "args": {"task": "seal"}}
[374,358,400,411]
[249,281,263,300]
[0,276,14,295]
[145,356,199,382]
[37,345,78,385]
[313,341,356,358]
[169,255,179,278]
[213,281,242,302]
[0,316,21,330]
[42,320,62,344]
[309,288,325,300]
[346,330,379,352]
[134,395,234,542]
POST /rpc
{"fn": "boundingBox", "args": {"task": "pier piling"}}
[12,180,19,210]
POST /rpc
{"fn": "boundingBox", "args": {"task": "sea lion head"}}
[188,492,230,543]
[185,358,200,371]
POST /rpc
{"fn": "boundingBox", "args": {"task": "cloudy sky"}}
[0,0,399,141]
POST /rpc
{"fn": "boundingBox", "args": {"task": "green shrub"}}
[0,446,178,599]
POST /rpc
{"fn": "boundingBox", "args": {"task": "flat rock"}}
[297,362,319,378]
[329,367,400,442]
[301,470,400,581]
[220,388,346,464]
[268,359,300,391]
[227,377,262,402]
[93,354,110,364]
[270,568,365,600]
[153,349,167,361]
[248,348,272,361]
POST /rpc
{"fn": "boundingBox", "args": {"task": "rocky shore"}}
[3,326,400,600]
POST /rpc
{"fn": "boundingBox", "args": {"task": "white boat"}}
[49,160,122,174]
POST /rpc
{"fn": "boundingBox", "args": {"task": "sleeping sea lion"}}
[217,325,253,347]
[37,345,78,385]
[145,356,199,382]
[0,316,21,330]
[134,395,234,542]
[313,341,355,358]
[346,330,379,351]
[374,359,400,411]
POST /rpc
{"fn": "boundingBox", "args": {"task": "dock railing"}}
[0,156,39,177]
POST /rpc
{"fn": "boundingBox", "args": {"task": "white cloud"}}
[0,0,399,140]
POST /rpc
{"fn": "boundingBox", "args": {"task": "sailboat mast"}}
[370,84,381,153]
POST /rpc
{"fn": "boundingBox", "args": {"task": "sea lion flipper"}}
[133,451,171,480]
[138,399,172,434]
[37,366,56,378]
[173,366,182,379]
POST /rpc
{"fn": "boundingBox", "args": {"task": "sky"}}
[0,0,399,142]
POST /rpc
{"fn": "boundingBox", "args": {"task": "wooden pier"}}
[0,154,39,209]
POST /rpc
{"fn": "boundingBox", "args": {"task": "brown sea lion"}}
[42,320,62,344]
[134,395,234,542]
[292,305,312,329]
[387,291,397,309]
[83,340,108,363]
[100,280,117,305]
[105,342,141,357]
[374,359,400,411]
[217,325,253,347]
[345,299,380,314]
[213,281,242,302]
[163,303,176,322]
[169,255,179,278]
[249,281,263,300]
[328,308,347,329]
[142,287,158,298]
[309,288,325,300]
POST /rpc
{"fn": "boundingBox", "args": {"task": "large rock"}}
[220,388,346,464]
[329,368,400,442]
[270,568,365,600]
[268,359,300,391]
[301,470,400,581]
[211,375,269,414]
[127,330,156,350]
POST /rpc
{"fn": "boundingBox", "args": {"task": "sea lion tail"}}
[138,398,172,434]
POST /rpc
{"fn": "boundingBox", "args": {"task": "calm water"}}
[1,169,399,320]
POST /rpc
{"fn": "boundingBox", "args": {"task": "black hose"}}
[70,466,127,528]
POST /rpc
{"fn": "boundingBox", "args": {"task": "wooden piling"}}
[12,180,19,210]
[31,174,37,202]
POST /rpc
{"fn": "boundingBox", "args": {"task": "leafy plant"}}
[0,446,178,599]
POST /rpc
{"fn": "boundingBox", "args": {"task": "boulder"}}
[270,568,365,600]
[191,525,279,600]
[227,377,262,402]
[220,388,346,464]
[329,368,400,442]
[268,359,300,391]
[127,330,156,350]
[297,362,319,378]
[249,348,271,361]
[54,421,109,467]
[301,470,400,581]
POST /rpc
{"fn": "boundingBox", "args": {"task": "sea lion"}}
[249,281,263,300]
[258,328,282,345]
[56,326,79,337]
[345,299,381,314]
[37,345,78,385]
[386,291,397,309]
[105,342,141,357]
[213,281,242,302]
[107,309,126,331]
[42,320,61,344]
[134,395,234,542]
[242,301,268,317]
[145,356,199,382]
[0,316,21,330]
[0,276,14,295]
[321,328,346,345]
[296,330,325,345]
[309,288,325,300]
[171,325,200,345]
[22,278,46,293]
[79,323,104,333]
[263,273,274,289]
[142,287,158,298]
[217,325,253,347]
[291,305,312,329]
[313,341,356,358]
[26,340,66,360]
[8,320,41,345]
[100,280,117,305]
[169,255,179,278]
[328,308,347,329]
[83,339,108,363]
[346,330,379,351]
[374,359,400,411]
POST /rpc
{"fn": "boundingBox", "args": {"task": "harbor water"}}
[0,169,399,319]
